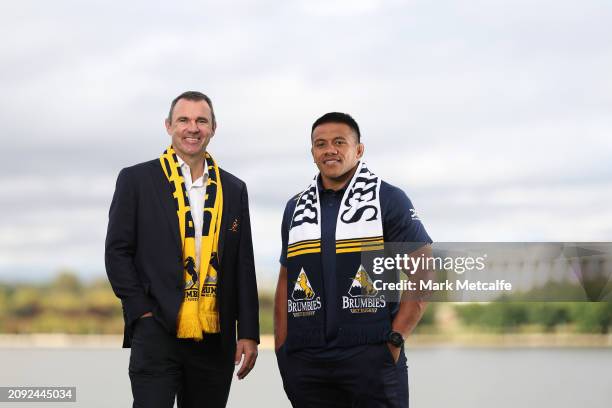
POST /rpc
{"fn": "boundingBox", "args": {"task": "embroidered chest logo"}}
[288,268,322,317]
[342,265,386,313]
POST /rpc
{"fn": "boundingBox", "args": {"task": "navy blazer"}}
[105,159,259,351]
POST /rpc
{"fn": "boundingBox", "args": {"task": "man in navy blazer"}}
[105,91,259,408]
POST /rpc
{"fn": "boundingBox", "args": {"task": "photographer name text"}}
[373,279,512,292]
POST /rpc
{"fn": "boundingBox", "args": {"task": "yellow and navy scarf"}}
[160,146,223,340]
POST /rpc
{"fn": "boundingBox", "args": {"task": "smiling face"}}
[311,122,364,190]
[165,98,215,161]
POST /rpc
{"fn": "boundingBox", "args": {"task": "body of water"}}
[0,348,610,407]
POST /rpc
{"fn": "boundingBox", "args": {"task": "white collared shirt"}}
[177,156,209,272]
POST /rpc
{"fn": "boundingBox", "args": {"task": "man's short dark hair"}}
[168,91,216,130]
[311,112,361,142]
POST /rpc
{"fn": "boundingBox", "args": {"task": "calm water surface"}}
[0,348,610,407]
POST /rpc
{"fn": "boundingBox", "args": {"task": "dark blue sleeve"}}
[381,182,432,243]
[279,198,296,267]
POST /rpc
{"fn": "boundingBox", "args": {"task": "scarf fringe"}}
[177,317,203,341]
[199,313,220,334]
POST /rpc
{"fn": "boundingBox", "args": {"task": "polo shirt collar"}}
[176,154,208,188]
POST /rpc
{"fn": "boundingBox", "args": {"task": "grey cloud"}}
[1,0,611,282]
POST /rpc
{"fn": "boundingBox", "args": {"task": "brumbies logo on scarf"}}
[286,161,390,350]
[160,146,222,341]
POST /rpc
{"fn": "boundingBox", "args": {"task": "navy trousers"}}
[128,316,235,408]
[276,343,408,408]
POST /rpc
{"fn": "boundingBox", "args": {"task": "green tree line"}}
[454,302,612,333]
[0,273,609,334]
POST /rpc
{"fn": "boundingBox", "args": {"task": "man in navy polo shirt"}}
[274,112,432,408]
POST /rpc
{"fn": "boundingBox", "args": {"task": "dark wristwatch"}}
[386,331,405,348]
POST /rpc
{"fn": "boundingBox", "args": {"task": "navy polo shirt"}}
[280,177,432,360]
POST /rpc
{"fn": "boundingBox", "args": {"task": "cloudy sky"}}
[1,0,611,286]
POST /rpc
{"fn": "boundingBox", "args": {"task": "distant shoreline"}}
[1,333,610,349]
